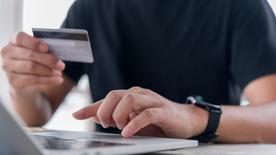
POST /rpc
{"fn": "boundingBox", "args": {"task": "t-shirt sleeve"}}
[230,0,276,91]
[61,0,86,84]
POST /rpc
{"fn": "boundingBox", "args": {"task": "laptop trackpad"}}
[31,135,132,150]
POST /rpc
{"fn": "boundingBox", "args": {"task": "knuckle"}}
[24,49,35,58]
[107,90,118,99]
[13,32,40,48]
[155,109,163,123]
[8,75,16,86]
[1,61,9,71]
[130,86,142,90]
[0,45,10,58]
[2,64,8,71]
[143,109,163,124]
[14,32,26,43]
[123,93,135,102]
[143,88,152,93]
[144,109,158,118]
[0,46,9,57]
[130,86,151,94]
[139,88,151,94]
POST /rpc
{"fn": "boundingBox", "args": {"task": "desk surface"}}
[157,144,276,155]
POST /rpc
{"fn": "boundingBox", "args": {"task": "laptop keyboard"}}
[31,135,132,150]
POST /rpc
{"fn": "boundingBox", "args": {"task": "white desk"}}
[157,144,276,155]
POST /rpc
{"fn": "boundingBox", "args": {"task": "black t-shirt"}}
[62,0,276,133]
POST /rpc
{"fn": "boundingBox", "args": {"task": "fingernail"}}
[39,42,48,52]
[73,109,83,119]
[122,128,131,137]
[56,60,65,70]
[102,123,109,129]
[117,124,123,130]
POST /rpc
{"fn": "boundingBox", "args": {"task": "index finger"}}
[72,100,102,120]
[11,32,48,52]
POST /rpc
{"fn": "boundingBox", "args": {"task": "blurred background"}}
[0,0,92,132]
[0,0,276,132]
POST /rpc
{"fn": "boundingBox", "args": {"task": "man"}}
[1,0,276,143]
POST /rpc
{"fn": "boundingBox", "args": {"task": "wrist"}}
[187,104,209,137]
[9,86,38,98]
[9,86,52,126]
[186,96,222,143]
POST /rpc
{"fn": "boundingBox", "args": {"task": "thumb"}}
[72,100,102,120]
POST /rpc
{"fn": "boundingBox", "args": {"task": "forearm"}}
[10,87,52,127]
[216,103,276,143]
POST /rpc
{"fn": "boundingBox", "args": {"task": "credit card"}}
[32,28,94,63]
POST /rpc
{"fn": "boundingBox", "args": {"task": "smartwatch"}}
[186,96,222,143]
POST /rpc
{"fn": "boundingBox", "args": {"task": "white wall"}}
[0,0,23,48]
[23,0,74,34]
[268,0,276,14]
[0,0,23,108]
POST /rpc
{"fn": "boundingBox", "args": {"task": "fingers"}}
[73,87,162,135]
[129,86,153,95]
[1,37,65,91]
[3,59,61,76]
[97,87,154,128]
[96,90,127,128]
[72,100,102,120]
[11,32,48,52]
[122,108,163,137]
[97,89,154,129]
[3,45,64,70]
[112,93,154,130]
[129,112,139,120]
[91,116,118,128]
[6,72,63,89]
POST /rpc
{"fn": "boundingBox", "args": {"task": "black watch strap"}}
[186,96,222,143]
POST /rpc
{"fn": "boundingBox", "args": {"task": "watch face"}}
[186,96,196,104]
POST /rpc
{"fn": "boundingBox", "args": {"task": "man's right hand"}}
[0,32,65,94]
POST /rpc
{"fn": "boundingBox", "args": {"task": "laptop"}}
[0,98,198,155]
